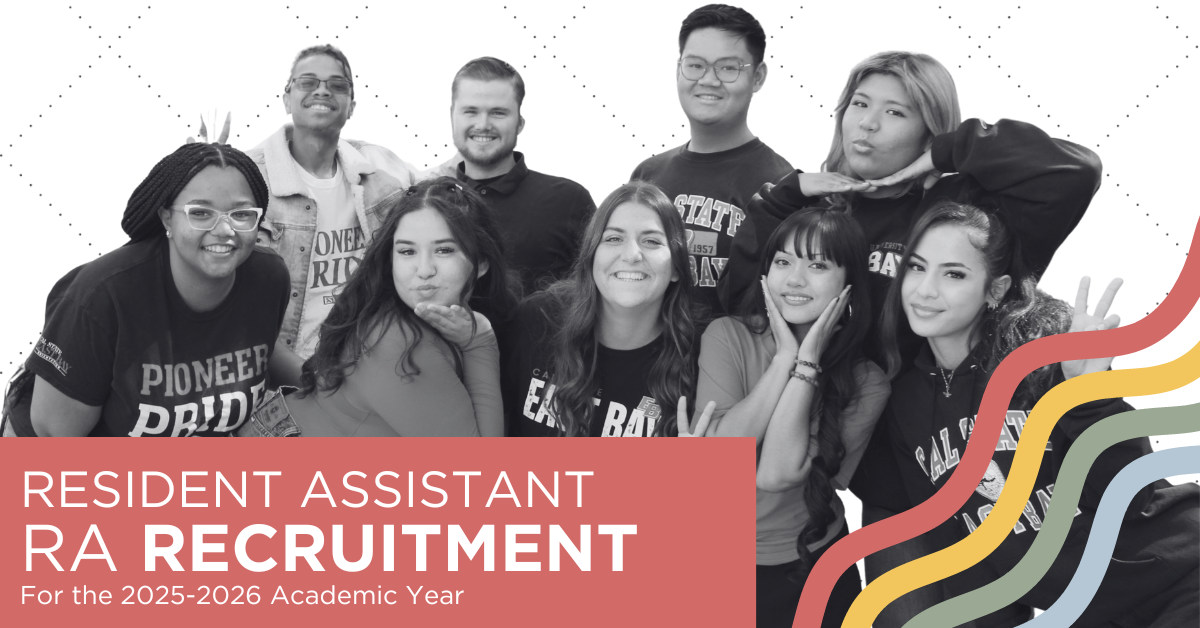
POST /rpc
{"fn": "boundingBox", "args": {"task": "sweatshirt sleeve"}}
[929,118,1102,277]
[718,171,818,312]
[353,327,491,436]
[460,328,503,437]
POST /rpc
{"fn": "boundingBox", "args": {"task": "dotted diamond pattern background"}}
[2,1,1197,474]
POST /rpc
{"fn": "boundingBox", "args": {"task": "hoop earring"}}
[987,302,997,312]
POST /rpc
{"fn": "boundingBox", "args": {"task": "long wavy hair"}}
[880,201,1070,398]
[737,208,872,575]
[539,181,700,437]
[823,51,961,209]
[300,177,517,395]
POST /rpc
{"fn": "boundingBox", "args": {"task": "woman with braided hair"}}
[3,142,289,437]
[691,207,888,628]
[236,177,514,438]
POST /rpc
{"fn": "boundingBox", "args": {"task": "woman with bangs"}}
[690,207,889,628]
[237,177,516,438]
[719,51,1103,625]
[501,181,700,438]
[878,201,1197,627]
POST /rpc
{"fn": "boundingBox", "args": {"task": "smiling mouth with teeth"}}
[204,244,235,254]
[781,295,813,304]
[615,271,648,281]
[306,103,334,111]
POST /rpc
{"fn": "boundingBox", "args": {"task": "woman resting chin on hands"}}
[695,208,889,628]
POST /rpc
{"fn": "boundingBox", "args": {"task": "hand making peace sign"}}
[676,397,716,437]
[1061,276,1123,380]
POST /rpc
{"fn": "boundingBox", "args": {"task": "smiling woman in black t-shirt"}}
[5,143,289,437]
[502,181,701,437]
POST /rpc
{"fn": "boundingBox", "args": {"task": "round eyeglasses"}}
[172,205,264,232]
[677,56,755,83]
[287,76,353,95]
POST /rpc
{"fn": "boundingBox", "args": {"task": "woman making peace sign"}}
[878,201,1198,627]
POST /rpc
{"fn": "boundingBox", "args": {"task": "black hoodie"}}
[718,118,1103,512]
[888,342,1198,626]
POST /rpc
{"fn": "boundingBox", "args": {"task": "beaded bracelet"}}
[790,370,819,388]
[795,359,822,374]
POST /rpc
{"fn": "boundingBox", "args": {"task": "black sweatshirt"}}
[631,138,793,317]
[888,343,1198,625]
[718,118,1103,512]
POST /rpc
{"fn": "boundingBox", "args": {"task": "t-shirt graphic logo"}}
[33,336,70,376]
[686,229,717,256]
[637,396,662,422]
[976,459,1006,502]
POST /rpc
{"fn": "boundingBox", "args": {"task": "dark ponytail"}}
[880,201,1072,397]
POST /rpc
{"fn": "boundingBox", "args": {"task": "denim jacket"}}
[247,124,416,352]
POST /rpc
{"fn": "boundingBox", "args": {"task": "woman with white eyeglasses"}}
[2,143,289,437]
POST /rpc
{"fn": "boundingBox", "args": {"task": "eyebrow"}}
[909,252,972,270]
[684,54,749,64]
[394,238,458,245]
[183,200,255,207]
[605,227,667,237]
[459,103,511,111]
[297,71,347,79]
[852,91,912,108]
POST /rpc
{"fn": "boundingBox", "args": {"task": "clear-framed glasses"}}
[287,76,353,95]
[677,56,755,83]
[172,205,264,232]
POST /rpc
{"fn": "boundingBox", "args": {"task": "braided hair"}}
[121,143,268,243]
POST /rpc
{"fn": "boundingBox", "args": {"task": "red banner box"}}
[1,437,755,626]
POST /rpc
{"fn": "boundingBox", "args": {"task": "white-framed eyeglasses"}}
[171,205,263,232]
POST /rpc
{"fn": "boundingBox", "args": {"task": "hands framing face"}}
[761,276,849,364]
[797,284,850,365]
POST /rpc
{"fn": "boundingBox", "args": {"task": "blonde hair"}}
[824,52,961,207]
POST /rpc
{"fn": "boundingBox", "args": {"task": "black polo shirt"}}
[456,152,595,296]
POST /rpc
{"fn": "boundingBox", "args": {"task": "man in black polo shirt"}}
[630,5,792,316]
[451,57,596,295]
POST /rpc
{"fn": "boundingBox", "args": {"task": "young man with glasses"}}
[450,56,596,296]
[248,44,422,384]
[630,4,792,316]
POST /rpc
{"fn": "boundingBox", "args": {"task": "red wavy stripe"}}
[793,219,1200,628]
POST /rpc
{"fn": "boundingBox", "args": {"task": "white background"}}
[2,1,1196,496]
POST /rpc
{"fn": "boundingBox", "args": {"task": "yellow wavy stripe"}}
[843,339,1200,628]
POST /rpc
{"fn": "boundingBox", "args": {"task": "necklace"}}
[938,368,954,398]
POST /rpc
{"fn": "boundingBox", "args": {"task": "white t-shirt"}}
[294,157,363,359]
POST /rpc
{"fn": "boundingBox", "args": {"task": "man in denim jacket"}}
[248,44,424,385]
